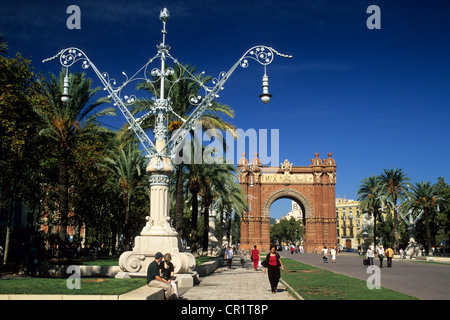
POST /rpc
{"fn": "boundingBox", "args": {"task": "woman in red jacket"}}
[250,245,259,271]
[263,244,284,294]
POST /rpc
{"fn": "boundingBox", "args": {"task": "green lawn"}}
[0,256,214,295]
[195,255,217,266]
[280,258,418,300]
[0,277,146,295]
[80,258,119,266]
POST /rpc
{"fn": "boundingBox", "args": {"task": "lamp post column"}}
[142,7,176,237]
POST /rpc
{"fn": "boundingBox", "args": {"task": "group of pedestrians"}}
[321,246,337,263]
[318,244,395,268]
[365,245,394,268]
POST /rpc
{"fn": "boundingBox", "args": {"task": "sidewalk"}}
[179,257,296,300]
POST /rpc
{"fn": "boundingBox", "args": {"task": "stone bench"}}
[193,257,224,277]
[0,287,164,300]
[119,285,165,300]
[0,284,164,300]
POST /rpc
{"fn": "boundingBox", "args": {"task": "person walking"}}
[385,246,394,267]
[147,252,174,300]
[366,246,374,266]
[250,245,260,271]
[239,248,247,267]
[330,247,336,263]
[224,246,233,268]
[263,244,284,294]
[377,245,385,268]
[322,246,329,263]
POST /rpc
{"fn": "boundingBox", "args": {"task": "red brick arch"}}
[238,153,337,253]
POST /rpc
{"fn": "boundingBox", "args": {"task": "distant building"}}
[275,201,303,224]
[336,197,363,251]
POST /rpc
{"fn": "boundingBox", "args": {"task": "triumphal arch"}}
[238,153,337,253]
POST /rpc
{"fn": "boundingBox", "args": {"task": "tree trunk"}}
[225,210,231,246]
[2,195,14,265]
[175,164,184,238]
[393,196,399,253]
[123,196,131,251]
[218,205,224,248]
[190,190,199,248]
[373,209,377,248]
[58,150,69,256]
[202,204,210,252]
[424,207,433,256]
[226,215,232,246]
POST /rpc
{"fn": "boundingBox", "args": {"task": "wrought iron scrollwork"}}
[43,11,292,166]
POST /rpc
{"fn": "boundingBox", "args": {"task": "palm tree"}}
[130,63,236,238]
[34,71,115,253]
[357,175,383,247]
[215,176,248,247]
[197,162,240,252]
[0,32,8,54]
[405,182,439,255]
[183,144,245,252]
[379,167,410,252]
[98,140,148,251]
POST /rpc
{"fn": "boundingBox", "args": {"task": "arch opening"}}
[269,197,306,228]
[263,188,313,222]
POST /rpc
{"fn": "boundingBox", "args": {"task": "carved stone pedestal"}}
[116,216,195,278]
[116,158,195,279]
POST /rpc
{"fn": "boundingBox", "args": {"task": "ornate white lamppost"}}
[43,8,292,278]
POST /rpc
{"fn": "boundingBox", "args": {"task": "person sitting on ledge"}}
[147,252,174,300]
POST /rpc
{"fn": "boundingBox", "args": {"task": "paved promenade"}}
[180,252,450,300]
[180,257,296,300]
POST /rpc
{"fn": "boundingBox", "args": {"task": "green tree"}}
[69,123,117,252]
[435,178,450,250]
[381,212,395,248]
[182,145,244,252]
[270,217,302,246]
[98,140,148,250]
[34,71,114,253]
[215,178,248,248]
[198,162,239,252]
[0,48,44,263]
[379,168,410,252]
[357,175,383,247]
[0,32,8,54]
[405,182,440,255]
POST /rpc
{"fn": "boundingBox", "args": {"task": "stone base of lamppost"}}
[116,162,196,282]
[115,228,196,285]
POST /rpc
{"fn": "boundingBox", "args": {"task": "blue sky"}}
[2,0,449,219]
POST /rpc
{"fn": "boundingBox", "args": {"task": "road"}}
[280,251,450,300]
